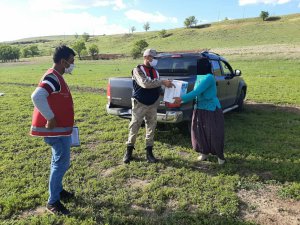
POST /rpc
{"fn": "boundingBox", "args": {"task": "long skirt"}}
[191,108,225,160]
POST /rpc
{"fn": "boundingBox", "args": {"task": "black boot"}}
[123,145,134,164]
[146,146,157,163]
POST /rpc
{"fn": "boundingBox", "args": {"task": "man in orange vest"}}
[30,45,76,215]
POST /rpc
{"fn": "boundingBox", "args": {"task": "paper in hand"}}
[71,126,80,147]
[163,80,188,103]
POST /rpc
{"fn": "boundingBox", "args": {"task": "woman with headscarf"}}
[173,57,225,164]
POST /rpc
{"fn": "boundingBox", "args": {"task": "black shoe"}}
[46,200,70,215]
[146,146,157,163]
[60,189,75,201]
[123,145,134,164]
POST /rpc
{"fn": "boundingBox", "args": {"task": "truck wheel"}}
[177,121,191,136]
[187,121,192,134]
[236,89,245,112]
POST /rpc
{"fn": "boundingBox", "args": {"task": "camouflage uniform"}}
[126,66,163,147]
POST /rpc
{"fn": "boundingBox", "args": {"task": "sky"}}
[0,0,299,42]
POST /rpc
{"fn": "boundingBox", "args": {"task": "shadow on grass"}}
[265,16,281,21]
[156,102,300,183]
[191,24,212,29]
[71,194,254,225]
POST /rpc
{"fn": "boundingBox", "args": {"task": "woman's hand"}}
[173,97,182,104]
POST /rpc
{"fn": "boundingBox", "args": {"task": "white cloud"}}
[239,0,292,5]
[0,2,128,42]
[125,9,178,23]
[113,0,127,10]
[28,0,127,11]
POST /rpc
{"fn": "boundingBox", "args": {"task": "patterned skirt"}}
[191,108,225,160]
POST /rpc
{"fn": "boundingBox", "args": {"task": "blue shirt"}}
[181,73,221,111]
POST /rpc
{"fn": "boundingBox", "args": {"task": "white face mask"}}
[149,59,158,67]
[64,63,75,74]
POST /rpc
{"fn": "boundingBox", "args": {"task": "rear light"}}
[107,83,111,101]
[171,54,183,58]
[165,102,181,108]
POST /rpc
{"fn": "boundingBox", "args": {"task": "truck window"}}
[156,57,198,76]
[211,60,222,76]
[220,61,233,76]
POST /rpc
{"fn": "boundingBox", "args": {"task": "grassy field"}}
[9,14,300,56]
[0,13,300,225]
[0,54,299,224]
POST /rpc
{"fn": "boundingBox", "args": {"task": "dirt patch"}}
[100,165,120,177]
[126,178,150,188]
[1,82,36,87]
[238,185,300,225]
[192,161,214,172]
[85,140,103,150]
[178,151,190,157]
[1,82,105,94]
[70,86,106,94]
[19,206,47,218]
[245,101,300,115]
[212,44,300,57]
[131,204,156,216]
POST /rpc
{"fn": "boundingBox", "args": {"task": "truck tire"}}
[235,89,245,112]
[176,121,191,136]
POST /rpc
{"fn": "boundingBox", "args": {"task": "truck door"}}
[211,60,230,109]
[220,60,239,107]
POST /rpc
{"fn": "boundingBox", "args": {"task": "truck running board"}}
[222,105,238,114]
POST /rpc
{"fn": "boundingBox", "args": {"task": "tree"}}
[189,16,198,26]
[130,26,136,33]
[21,47,31,58]
[74,33,79,39]
[184,17,191,28]
[131,47,142,59]
[21,45,39,58]
[130,39,149,59]
[159,29,167,38]
[260,11,269,21]
[143,22,150,32]
[88,44,99,60]
[82,32,90,42]
[184,16,198,28]
[135,40,148,51]
[72,40,86,60]
[11,46,20,61]
[29,45,39,57]
[0,45,20,62]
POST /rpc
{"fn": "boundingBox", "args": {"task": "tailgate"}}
[108,77,133,108]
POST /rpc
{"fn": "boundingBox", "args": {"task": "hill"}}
[7,13,300,56]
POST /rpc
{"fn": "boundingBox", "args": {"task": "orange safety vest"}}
[30,69,74,137]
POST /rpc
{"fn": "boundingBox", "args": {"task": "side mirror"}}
[235,69,242,76]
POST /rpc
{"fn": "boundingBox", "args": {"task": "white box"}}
[163,80,188,103]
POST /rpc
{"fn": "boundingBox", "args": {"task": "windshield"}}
[156,57,198,76]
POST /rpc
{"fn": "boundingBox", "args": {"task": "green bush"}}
[130,39,148,59]
[0,45,20,62]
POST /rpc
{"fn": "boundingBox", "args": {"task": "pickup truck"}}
[106,51,247,127]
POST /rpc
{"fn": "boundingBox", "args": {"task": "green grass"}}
[1,57,299,105]
[230,58,300,105]
[0,13,299,224]
[0,56,299,224]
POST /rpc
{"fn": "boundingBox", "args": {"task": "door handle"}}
[216,82,218,86]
